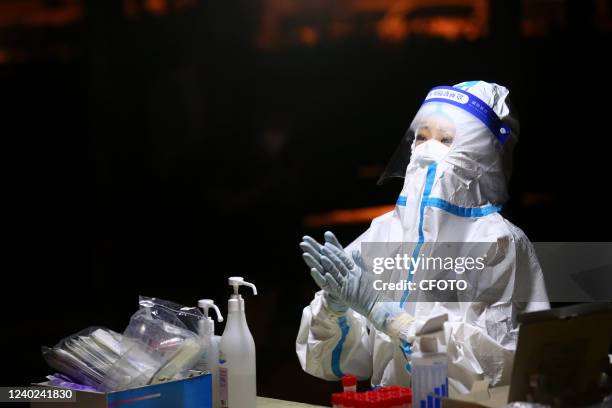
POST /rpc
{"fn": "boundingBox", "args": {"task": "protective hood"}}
[378,81,519,207]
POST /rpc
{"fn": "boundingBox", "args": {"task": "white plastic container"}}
[411,314,448,408]
[196,299,224,408]
[219,277,257,408]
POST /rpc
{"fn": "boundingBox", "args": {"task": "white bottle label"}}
[219,367,229,408]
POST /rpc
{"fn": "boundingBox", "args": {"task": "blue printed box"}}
[31,371,211,408]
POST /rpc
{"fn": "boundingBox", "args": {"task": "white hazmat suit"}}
[296,81,549,393]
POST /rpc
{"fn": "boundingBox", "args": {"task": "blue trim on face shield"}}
[331,315,350,378]
[422,86,510,145]
[397,163,502,307]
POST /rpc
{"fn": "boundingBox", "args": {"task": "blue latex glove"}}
[300,232,349,313]
[318,232,415,339]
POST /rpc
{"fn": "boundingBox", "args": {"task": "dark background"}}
[2,0,611,405]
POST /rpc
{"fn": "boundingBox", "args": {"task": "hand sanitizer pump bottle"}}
[219,277,258,408]
[197,299,224,408]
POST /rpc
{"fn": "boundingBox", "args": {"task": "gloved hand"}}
[316,235,381,320]
[300,232,349,313]
[317,232,415,340]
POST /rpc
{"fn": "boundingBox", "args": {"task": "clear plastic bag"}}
[42,327,123,390]
[138,296,203,333]
[42,298,203,392]
[101,301,202,391]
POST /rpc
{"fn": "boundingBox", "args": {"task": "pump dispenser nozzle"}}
[229,277,258,296]
[198,299,224,322]
[227,277,257,314]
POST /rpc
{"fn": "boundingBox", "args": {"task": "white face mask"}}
[409,139,451,167]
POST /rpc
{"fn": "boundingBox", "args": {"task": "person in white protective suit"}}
[296,81,550,393]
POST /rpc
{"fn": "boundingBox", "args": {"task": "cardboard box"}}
[509,303,612,405]
[442,303,612,407]
[31,372,211,408]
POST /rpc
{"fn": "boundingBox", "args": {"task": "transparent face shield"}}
[377,86,511,185]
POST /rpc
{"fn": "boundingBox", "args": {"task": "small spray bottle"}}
[219,277,258,408]
[197,299,224,408]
